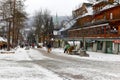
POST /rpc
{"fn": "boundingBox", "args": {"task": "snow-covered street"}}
[0,47,120,80]
[1,0,120,80]
[0,48,63,80]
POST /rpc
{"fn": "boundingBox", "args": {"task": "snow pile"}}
[0,47,47,61]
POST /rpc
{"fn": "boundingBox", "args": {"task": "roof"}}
[59,19,76,32]
[101,3,118,11]
[94,4,120,15]
[75,3,93,19]
[84,3,93,7]
[73,3,92,12]
[0,37,7,42]
[93,0,108,6]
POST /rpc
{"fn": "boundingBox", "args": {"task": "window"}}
[110,13,113,19]
[117,0,120,3]
[113,43,115,51]
[119,44,120,52]
[97,41,103,50]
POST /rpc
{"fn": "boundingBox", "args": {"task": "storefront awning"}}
[113,40,120,43]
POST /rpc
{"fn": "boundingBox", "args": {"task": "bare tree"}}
[12,0,27,47]
[0,0,27,50]
[32,9,54,45]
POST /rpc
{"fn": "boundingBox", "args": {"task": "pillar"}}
[93,42,97,52]
[102,41,106,53]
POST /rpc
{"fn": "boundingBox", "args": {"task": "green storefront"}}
[97,41,103,51]
[106,41,113,54]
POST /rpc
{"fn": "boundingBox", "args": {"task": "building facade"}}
[69,0,120,54]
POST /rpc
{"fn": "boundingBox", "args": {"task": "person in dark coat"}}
[47,43,52,53]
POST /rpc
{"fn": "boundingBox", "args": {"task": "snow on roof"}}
[86,7,93,15]
[59,19,76,32]
[0,37,7,42]
[93,0,120,6]
[101,3,118,11]
[93,0,108,5]
[76,6,93,19]
[73,0,89,11]
[78,3,83,9]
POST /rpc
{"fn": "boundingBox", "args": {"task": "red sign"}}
[113,40,120,43]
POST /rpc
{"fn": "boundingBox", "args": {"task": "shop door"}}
[106,41,113,54]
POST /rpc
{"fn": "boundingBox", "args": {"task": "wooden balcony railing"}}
[69,30,120,38]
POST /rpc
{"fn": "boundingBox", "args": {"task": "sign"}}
[113,40,120,43]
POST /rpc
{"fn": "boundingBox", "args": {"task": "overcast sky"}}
[25,0,88,16]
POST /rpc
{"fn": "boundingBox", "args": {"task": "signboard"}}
[113,40,120,43]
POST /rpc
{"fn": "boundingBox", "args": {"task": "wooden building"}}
[68,0,120,54]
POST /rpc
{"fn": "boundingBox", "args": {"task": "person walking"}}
[64,43,70,53]
[47,43,52,53]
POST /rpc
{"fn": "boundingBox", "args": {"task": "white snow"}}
[67,41,80,47]
[0,62,63,80]
[93,0,120,5]
[86,7,93,15]
[93,0,108,5]
[76,6,93,19]
[51,47,120,61]
[0,47,63,80]
[59,19,76,32]
[101,4,117,11]
[0,37,7,42]
[1,47,120,80]
[57,67,120,80]
[0,47,47,61]
[50,48,120,80]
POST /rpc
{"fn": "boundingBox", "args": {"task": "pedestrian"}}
[47,43,52,53]
[32,43,34,48]
[64,43,70,53]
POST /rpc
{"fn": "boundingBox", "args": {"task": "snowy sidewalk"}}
[0,47,47,61]
[47,48,120,61]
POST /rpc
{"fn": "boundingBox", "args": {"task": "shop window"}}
[97,41,103,50]
[112,43,115,51]
[86,41,93,51]
[110,26,118,34]
[119,44,120,52]
[106,41,113,53]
